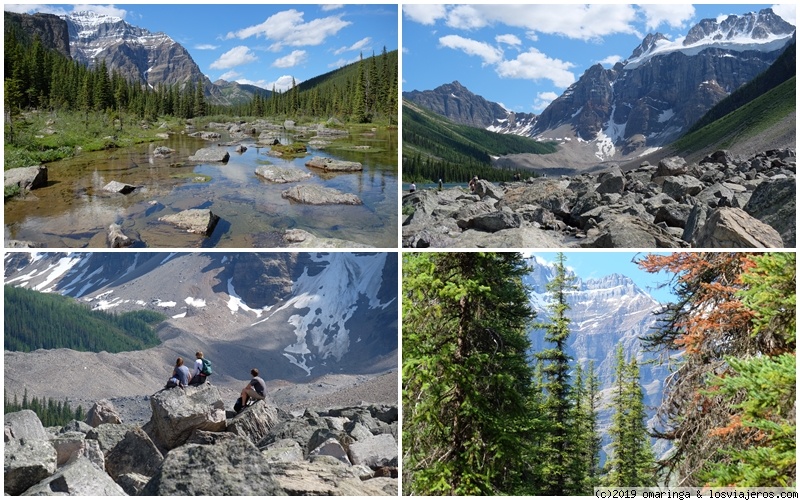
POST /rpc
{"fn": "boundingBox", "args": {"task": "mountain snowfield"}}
[3,252,398,409]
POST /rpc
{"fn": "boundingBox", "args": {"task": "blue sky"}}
[526,251,678,304]
[7,4,399,92]
[402,4,796,113]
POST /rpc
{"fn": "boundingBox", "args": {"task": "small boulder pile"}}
[4,384,398,496]
[402,149,795,248]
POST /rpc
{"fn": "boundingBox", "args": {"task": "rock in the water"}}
[4,438,58,495]
[141,437,286,495]
[282,185,362,205]
[147,384,227,450]
[22,456,126,496]
[692,207,784,248]
[158,208,220,236]
[305,156,363,172]
[4,165,48,192]
[255,165,312,183]
[283,229,372,248]
[103,180,137,194]
[107,223,133,248]
[187,147,230,163]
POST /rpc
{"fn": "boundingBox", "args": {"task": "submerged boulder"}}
[305,156,363,172]
[282,185,362,205]
[158,208,220,236]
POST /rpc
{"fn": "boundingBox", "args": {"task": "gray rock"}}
[102,180,137,194]
[187,147,230,163]
[696,183,735,208]
[86,399,123,427]
[282,229,372,248]
[255,165,312,183]
[653,203,693,228]
[743,177,796,247]
[662,175,704,200]
[22,457,126,496]
[226,400,281,446]
[282,185,362,205]
[5,410,50,443]
[147,384,227,450]
[4,439,57,495]
[235,144,247,154]
[347,433,397,468]
[681,203,709,243]
[463,210,522,232]
[597,166,625,194]
[473,179,504,201]
[104,427,163,481]
[654,156,688,177]
[107,223,133,248]
[4,165,48,192]
[309,437,351,465]
[582,214,686,248]
[268,459,393,496]
[692,208,784,248]
[85,423,138,453]
[305,156,363,172]
[153,146,173,157]
[262,439,305,462]
[116,472,151,496]
[59,420,93,435]
[158,208,220,236]
[141,438,285,495]
[50,431,86,466]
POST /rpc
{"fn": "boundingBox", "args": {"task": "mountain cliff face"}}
[4,252,398,380]
[4,11,71,57]
[531,8,795,159]
[403,81,513,129]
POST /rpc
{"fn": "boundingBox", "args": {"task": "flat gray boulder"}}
[103,180,137,194]
[5,410,49,442]
[255,165,312,183]
[305,156,362,172]
[4,438,57,495]
[4,165,48,191]
[692,207,784,248]
[188,147,230,163]
[282,185,362,205]
[348,433,397,468]
[22,456,125,496]
[283,229,372,248]
[158,208,220,236]
[147,383,227,450]
[269,458,394,496]
[104,427,163,481]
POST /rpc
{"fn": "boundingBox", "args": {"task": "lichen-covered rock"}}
[22,456,125,496]
[147,383,227,450]
[86,399,123,427]
[4,438,57,495]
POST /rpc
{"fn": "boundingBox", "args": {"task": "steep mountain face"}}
[63,11,226,101]
[4,252,398,381]
[4,11,71,57]
[531,8,795,160]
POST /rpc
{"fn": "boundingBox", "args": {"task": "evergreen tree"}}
[535,252,578,495]
[403,252,537,495]
[604,344,656,487]
[193,80,206,117]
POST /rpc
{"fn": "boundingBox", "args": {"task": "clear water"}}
[4,128,398,248]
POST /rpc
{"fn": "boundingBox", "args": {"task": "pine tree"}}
[193,80,206,117]
[604,344,656,487]
[536,252,578,495]
[403,252,537,495]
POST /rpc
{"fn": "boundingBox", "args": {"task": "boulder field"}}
[402,149,795,249]
[4,383,398,496]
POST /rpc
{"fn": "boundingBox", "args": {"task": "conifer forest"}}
[402,252,796,495]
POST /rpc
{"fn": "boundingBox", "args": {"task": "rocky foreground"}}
[402,149,795,248]
[4,383,397,496]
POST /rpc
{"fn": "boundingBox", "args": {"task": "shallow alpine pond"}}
[4,128,398,248]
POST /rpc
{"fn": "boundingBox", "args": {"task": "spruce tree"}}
[403,252,537,495]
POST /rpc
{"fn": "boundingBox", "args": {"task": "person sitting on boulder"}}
[240,368,266,407]
[189,351,207,385]
[166,357,190,389]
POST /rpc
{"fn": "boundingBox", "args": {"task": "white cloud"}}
[224,9,350,51]
[496,34,522,47]
[403,4,447,25]
[771,4,796,26]
[496,48,575,88]
[209,46,258,70]
[321,4,343,12]
[329,55,361,69]
[638,4,695,31]
[598,54,623,67]
[439,35,503,65]
[265,75,300,92]
[445,5,486,30]
[5,4,67,15]
[194,44,219,51]
[334,37,372,55]
[72,4,128,19]
[273,50,308,68]
[533,91,559,112]
[218,70,241,81]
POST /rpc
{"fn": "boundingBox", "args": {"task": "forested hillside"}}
[402,100,556,183]
[4,286,165,353]
[403,252,796,493]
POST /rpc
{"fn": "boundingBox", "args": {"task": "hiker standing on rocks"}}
[166,357,190,388]
[241,368,266,407]
[189,351,207,385]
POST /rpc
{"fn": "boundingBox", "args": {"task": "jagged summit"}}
[625,8,795,69]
